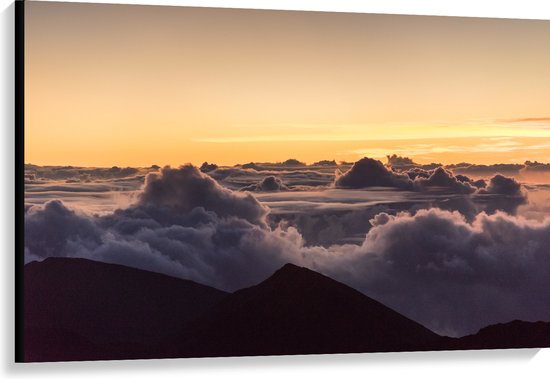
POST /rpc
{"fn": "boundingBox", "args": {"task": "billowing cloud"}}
[281,158,306,167]
[335,157,413,189]
[474,174,528,215]
[241,176,289,192]
[404,167,431,180]
[24,166,288,290]
[478,174,523,196]
[335,158,483,195]
[139,165,268,226]
[311,159,337,167]
[323,209,550,337]
[386,154,417,168]
[199,162,218,173]
[24,200,102,262]
[454,174,486,189]
[413,167,476,194]
[270,204,394,246]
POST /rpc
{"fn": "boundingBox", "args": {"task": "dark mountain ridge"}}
[24,257,228,361]
[172,263,441,357]
[452,320,550,350]
[22,258,550,362]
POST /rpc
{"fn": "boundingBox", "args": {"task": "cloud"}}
[334,158,528,218]
[335,158,481,195]
[24,184,115,193]
[404,167,432,180]
[478,174,523,197]
[270,204,394,246]
[241,162,262,170]
[25,199,297,291]
[24,166,144,181]
[447,163,523,177]
[522,161,550,173]
[311,160,337,167]
[208,166,334,190]
[24,166,289,291]
[475,174,528,215]
[454,174,486,189]
[199,162,218,173]
[413,167,477,194]
[241,176,289,192]
[385,154,441,171]
[24,164,550,337]
[24,200,102,262]
[500,117,550,129]
[327,209,550,336]
[138,165,268,226]
[281,159,306,167]
[335,157,413,189]
[517,162,550,184]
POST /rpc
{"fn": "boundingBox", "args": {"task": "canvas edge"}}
[14,0,25,363]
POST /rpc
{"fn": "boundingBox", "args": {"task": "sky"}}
[25,1,550,167]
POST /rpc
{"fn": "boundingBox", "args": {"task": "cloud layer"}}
[24,164,550,337]
[333,209,550,336]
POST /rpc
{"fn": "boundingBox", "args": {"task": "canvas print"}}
[18,1,550,362]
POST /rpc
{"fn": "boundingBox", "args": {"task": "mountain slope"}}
[23,258,550,362]
[24,257,229,361]
[174,263,442,357]
[454,320,550,350]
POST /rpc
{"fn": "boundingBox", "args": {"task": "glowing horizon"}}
[25,2,550,167]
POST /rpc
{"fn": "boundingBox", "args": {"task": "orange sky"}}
[24,1,550,167]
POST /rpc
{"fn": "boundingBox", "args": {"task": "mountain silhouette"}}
[173,263,441,357]
[22,258,550,362]
[24,257,228,361]
[452,320,550,350]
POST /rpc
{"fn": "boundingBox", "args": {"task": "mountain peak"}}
[264,262,337,286]
[280,262,301,269]
[178,263,441,357]
[273,262,314,276]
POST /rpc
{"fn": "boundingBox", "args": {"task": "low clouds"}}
[523,161,550,173]
[24,200,102,263]
[335,157,413,189]
[241,176,289,192]
[475,174,527,215]
[335,158,528,215]
[207,166,334,191]
[23,163,550,337]
[444,163,523,177]
[270,204,395,246]
[412,167,476,194]
[336,157,479,195]
[385,154,550,182]
[25,166,289,291]
[199,162,218,173]
[25,164,145,181]
[479,174,524,196]
[330,209,550,336]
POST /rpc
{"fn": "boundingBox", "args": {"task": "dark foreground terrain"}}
[22,258,550,362]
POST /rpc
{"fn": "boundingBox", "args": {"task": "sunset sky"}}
[25,1,550,167]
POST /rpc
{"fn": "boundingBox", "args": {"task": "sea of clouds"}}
[23,157,550,336]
